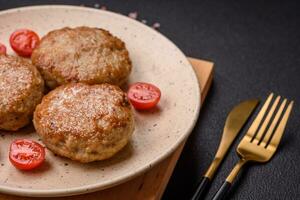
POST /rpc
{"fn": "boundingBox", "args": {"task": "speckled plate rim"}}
[0,5,201,197]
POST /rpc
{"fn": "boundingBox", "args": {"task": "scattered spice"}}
[128,11,138,19]
[152,22,161,29]
[78,4,161,30]
[100,6,107,10]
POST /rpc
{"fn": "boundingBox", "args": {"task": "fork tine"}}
[261,99,287,147]
[246,93,274,141]
[254,96,280,144]
[268,101,294,150]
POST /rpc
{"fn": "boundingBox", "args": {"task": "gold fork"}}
[212,93,294,200]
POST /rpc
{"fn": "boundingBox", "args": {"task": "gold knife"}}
[191,99,259,200]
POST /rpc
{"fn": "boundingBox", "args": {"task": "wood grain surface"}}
[0,57,214,200]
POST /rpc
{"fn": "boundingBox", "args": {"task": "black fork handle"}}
[211,181,232,200]
[190,177,211,200]
[212,158,247,200]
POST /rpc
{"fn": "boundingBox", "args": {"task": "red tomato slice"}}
[0,43,6,55]
[9,139,45,170]
[127,82,161,110]
[9,29,40,57]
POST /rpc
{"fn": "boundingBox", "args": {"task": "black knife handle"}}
[190,177,211,200]
[212,181,232,200]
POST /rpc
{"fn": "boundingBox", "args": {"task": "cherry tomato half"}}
[9,29,40,57]
[0,43,6,55]
[127,82,161,110]
[9,139,45,170]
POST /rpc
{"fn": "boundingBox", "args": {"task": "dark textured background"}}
[0,1,299,199]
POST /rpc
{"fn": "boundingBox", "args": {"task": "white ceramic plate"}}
[0,5,200,197]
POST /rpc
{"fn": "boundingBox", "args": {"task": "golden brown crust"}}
[31,26,132,89]
[0,55,44,131]
[33,83,134,162]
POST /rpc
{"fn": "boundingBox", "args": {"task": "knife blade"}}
[191,99,259,200]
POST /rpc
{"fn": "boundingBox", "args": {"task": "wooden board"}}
[0,57,214,200]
